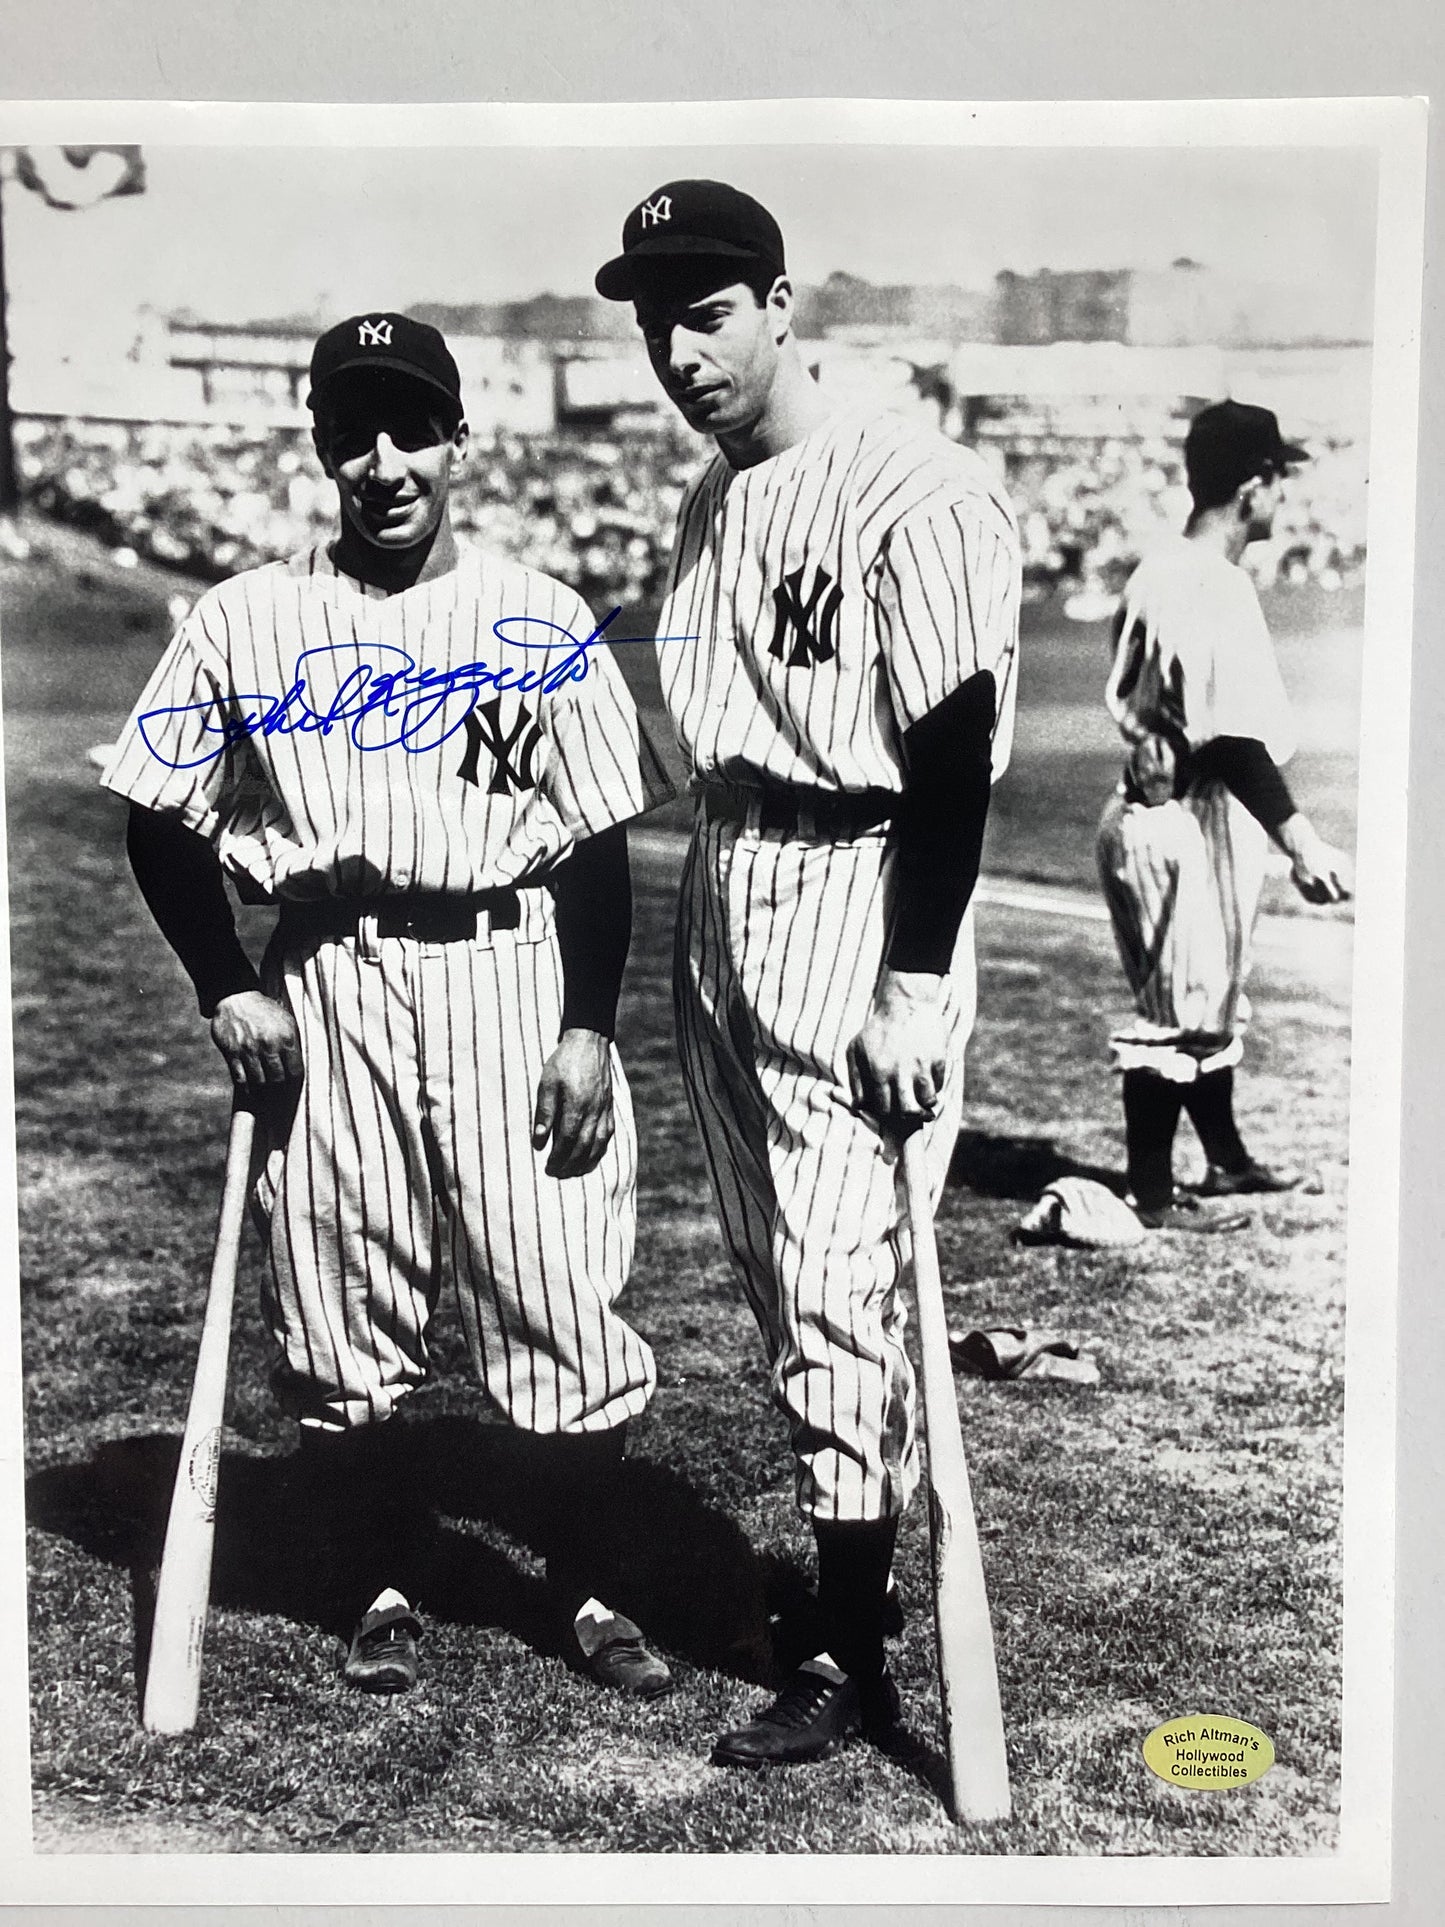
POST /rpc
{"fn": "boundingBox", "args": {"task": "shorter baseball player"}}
[1096,400,1353,1228]
[102,314,675,1697]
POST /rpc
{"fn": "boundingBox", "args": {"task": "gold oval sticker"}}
[1142,1715,1275,1789]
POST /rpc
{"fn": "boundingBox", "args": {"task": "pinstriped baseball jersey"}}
[1098,536,1287,1080]
[103,539,666,1440]
[658,405,1022,1524]
[655,407,1021,792]
[101,542,670,899]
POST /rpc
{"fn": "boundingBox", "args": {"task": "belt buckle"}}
[379,901,478,943]
[429,904,478,943]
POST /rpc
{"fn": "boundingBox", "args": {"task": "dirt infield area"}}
[7,526,1354,1855]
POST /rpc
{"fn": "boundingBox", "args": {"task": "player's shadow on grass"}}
[26,1418,778,1697]
[417,1413,776,1681]
[949,1127,1120,1201]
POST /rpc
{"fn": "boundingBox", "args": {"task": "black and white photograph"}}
[0,96,1424,1903]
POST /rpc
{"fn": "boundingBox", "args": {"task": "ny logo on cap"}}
[358,317,393,347]
[639,195,673,228]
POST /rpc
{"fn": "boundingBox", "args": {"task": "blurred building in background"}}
[8,256,1373,610]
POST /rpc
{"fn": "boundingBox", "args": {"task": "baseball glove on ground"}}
[1015,1176,1146,1248]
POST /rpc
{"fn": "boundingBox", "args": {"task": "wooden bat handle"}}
[141,1095,256,1734]
[901,1130,1012,1822]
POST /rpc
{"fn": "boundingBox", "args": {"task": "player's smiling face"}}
[634,268,788,436]
[314,374,469,554]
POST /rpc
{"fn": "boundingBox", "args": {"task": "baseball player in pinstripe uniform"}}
[1096,400,1352,1229]
[596,182,1021,1765]
[102,313,675,1697]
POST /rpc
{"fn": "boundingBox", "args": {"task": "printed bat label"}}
[187,1427,222,1517]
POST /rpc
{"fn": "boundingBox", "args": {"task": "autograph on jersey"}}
[138,607,695,770]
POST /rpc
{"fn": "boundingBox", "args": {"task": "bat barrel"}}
[141,1098,255,1735]
[901,1130,1012,1823]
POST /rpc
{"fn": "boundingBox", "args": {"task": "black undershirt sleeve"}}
[552,822,632,1039]
[885,669,997,976]
[126,804,262,1018]
[1189,735,1296,834]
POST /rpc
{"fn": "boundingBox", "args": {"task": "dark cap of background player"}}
[306,313,463,415]
[1184,400,1309,504]
[594,180,786,301]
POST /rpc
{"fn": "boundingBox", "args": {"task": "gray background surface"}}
[0,2,1438,1922]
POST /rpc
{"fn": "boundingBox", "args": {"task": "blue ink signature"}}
[139,607,696,771]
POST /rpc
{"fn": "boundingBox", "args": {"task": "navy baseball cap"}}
[595,180,786,300]
[306,313,463,413]
[1184,400,1309,501]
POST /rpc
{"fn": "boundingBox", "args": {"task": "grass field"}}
[6,523,1355,1855]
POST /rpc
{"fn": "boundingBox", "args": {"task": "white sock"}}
[365,1586,410,1616]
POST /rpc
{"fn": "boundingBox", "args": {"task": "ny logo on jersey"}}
[456,696,544,796]
[639,194,673,227]
[357,317,393,347]
[769,564,843,668]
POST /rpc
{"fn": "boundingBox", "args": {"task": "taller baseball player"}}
[596,181,1021,1765]
[1096,400,1353,1227]
[101,313,676,1699]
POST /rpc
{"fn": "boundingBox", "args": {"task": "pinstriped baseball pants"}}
[674,810,975,1524]
[1096,781,1269,1081]
[254,900,656,1436]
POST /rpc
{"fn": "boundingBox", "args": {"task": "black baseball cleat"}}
[573,1602,674,1700]
[1199,1159,1301,1196]
[711,1659,901,1768]
[1134,1194,1251,1234]
[344,1591,421,1693]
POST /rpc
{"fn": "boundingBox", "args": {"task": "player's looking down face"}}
[313,372,469,555]
[633,267,791,437]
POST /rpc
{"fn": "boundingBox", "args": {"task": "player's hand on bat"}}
[210,990,304,1089]
[533,1028,615,1179]
[846,969,949,1136]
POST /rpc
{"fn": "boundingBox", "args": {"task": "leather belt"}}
[277,889,521,944]
[700,781,896,841]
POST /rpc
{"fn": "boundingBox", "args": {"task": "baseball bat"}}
[141,1094,256,1734]
[901,1130,1011,1822]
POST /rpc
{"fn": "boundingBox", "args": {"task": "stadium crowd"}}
[1006,432,1368,606]
[13,414,1367,610]
[13,418,697,610]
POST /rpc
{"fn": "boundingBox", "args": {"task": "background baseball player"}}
[1096,399,1353,1228]
[596,181,1021,1765]
[101,313,675,1698]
